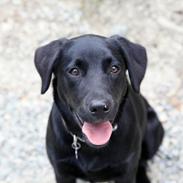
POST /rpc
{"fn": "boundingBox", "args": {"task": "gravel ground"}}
[0,0,183,183]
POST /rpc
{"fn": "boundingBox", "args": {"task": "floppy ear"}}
[34,38,67,94]
[110,35,147,92]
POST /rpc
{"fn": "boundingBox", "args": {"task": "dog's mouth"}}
[74,113,114,146]
[82,121,113,146]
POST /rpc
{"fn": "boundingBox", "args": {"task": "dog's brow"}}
[102,56,112,70]
[68,58,88,72]
[102,56,112,63]
[75,58,86,66]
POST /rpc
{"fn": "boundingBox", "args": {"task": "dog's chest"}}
[75,152,135,181]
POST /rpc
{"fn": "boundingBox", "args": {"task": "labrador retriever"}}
[34,34,164,183]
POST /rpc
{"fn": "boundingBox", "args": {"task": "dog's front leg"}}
[114,175,136,183]
[55,173,76,183]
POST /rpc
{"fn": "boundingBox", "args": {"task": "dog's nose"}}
[89,100,111,117]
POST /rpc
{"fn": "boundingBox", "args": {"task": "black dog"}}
[34,34,164,183]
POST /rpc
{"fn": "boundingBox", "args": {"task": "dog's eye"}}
[110,65,121,74]
[69,68,80,76]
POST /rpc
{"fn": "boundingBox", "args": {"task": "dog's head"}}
[34,34,147,147]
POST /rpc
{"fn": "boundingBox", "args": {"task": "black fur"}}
[34,34,164,183]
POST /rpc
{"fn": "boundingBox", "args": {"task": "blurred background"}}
[0,0,183,183]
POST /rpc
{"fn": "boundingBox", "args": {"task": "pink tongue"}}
[82,121,112,145]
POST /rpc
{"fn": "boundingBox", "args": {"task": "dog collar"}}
[61,114,118,159]
[71,124,118,159]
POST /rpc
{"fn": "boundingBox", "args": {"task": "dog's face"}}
[56,36,127,124]
[34,34,147,147]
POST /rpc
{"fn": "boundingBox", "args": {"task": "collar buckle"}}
[71,135,81,159]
